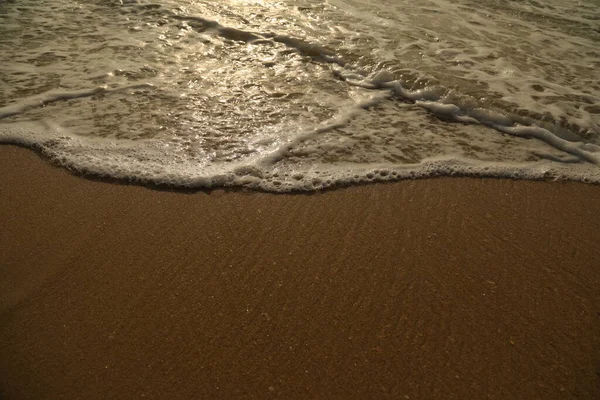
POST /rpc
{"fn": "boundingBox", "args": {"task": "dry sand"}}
[1,145,599,399]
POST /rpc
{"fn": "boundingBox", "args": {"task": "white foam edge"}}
[0,83,154,120]
[331,66,600,165]
[2,120,600,193]
[257,91,393,166]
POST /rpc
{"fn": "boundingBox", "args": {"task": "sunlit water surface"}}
[1,0,599,190]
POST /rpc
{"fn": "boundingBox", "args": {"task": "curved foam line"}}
[331,67,599,165]
[493,124,599,165]
[2,120,600,192]
[258,92,391,166]
[0,83,154,120]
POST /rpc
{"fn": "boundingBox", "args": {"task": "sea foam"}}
[1,0,599,191]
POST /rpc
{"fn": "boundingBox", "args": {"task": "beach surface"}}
[1,145,599,399]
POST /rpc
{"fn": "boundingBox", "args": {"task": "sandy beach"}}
[1,144,599,399]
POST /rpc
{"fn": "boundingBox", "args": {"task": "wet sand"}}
[1,145,599,399]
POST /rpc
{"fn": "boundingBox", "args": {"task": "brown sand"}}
[1,145,599,399]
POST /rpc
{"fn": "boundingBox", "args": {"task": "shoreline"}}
[1,145,599,399]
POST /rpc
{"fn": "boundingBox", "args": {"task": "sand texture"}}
[1,145,599,399]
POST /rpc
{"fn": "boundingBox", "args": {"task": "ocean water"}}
[1,0,599,191]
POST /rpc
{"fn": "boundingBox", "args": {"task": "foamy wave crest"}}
[333,67,600,165]
[2,107,600,192]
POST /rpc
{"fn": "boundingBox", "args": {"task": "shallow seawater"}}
[1,0,599,191]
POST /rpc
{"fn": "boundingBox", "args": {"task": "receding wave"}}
[1,0,599,191]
